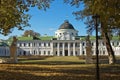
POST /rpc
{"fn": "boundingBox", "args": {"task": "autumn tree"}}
[65,0,120,64]
[23,30,40,37]
[0,0,53,35]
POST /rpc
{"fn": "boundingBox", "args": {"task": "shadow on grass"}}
[18,61,85,65]
[0,63,120,80]
[0,69,95,80]
[0,64,95,80]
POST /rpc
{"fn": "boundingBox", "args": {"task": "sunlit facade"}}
[0,20,120,56]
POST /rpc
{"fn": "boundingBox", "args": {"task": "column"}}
[73,42,75,56]
[57,43,60,56]
[62,43,65,56]
[80,42,82,55]
[68,43,70,56]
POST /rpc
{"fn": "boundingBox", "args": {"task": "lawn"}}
[0,56,120,80]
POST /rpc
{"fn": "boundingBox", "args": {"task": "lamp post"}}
[92,14,100,80]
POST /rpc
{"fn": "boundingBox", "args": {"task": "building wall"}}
[0,40,120,56]
[0,47,10,56]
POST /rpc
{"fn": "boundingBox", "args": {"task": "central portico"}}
[53,20,83,56]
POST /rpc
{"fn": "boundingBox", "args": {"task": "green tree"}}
[0,0,53,35]
[65,0,120,64]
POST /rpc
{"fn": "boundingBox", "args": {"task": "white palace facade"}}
[0,20,120,56]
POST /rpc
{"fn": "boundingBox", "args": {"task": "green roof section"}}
[17,36,55,41]
[39,36,55,40]
[0,42,9,47]
[18,37,33,40]
[112,36,119,40]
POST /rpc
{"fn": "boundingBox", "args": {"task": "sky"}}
[0,0,88,40]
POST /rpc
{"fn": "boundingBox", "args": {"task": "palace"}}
[0,20,120,56]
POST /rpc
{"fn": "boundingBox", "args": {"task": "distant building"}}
[0,20,120,56]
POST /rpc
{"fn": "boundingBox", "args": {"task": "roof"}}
[17,36,54,41]
[59,20,75,30]
[0,42,8,47]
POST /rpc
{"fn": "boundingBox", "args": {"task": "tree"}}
[23,30,40,37]
[0,0,53,35]
[65,0,120,64]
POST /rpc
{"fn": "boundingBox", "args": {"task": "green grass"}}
[18,56,85,64]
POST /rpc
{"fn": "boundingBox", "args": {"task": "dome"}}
[59,20,75,29]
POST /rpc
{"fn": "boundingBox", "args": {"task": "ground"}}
[0,56,120,80]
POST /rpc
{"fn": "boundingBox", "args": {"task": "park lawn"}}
[18,56,85,64]
[0,56,120,80]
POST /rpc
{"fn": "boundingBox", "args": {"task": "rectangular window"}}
[75,43,80,47]
[19,43,22,47]
[70,43,73,47]
[48,43,50,46]
[28,43,30,47]
[39,51,41,55]
[44,43,46,47]
[48,51,50,55]
[60,51,62,56]
[117,42,119,46]
[102,42,105,46]
[71,51,73,56]
[24,43,26,47]
[92,42,94,46]
[82,51,85,55]
[65,43,68,47]
[75,51,78,56]
[60,43,62,47]
[44,51,46,55]
[34,43,35,47]
[112,42,114,46]
[39,43,41,46]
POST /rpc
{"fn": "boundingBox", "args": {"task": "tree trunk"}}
[101,23,116,64]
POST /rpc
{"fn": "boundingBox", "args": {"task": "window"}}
[75,43,79,47]
[19,43,22,47]
[39,51,41,55]
[55,51,57,55]
[117,42,119,46]
[112,42,114,46]
[71,51,73,56]
[28,43,30,47]
[44,51,46,55]
[102,42,105,46]
[55,43,57,47]
[48,43,50,46]
[103,51,105,55]
[65,43,68,47]
[75,51,78,56]
[70,43,73,47]
[39,43,41,46]
[48,51,50,55]
[92,42,94,46]
[82,42,85,46]
[34,43,35,47]
[60,43,62,47]
[44,43,46,47]
[24,43,26,47]
[82,51,85,55]
[60,51,62,56]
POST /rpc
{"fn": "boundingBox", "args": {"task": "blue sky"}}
[1,0,88,40]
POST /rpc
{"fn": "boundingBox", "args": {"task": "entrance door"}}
[65,50,68,56]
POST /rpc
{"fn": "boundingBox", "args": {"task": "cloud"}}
[49,28,56,31]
